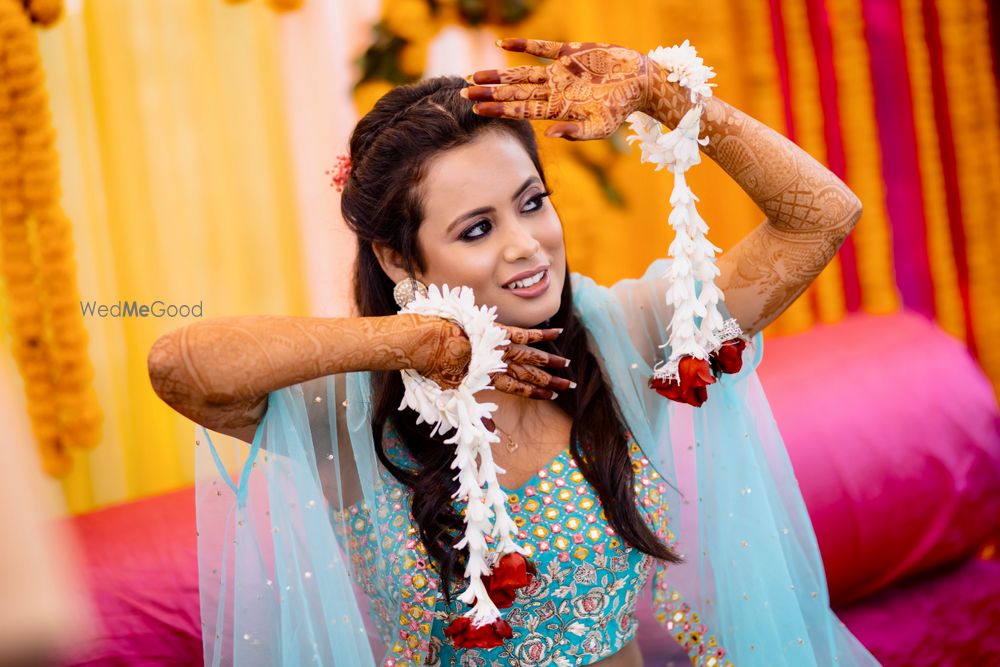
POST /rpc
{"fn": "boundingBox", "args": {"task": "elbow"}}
[836,196,863,245]
[147,331,185,405]
[845,192,863,228]
[849,198,863,226]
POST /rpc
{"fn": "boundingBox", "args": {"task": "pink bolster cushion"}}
[757,311,1000,604]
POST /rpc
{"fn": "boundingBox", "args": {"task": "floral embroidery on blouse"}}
[431,441,666,667]
[331,430,733,667]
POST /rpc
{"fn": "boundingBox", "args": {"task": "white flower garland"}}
[398,284,527,627]
[626,40,742,383]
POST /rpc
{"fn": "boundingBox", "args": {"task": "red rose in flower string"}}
[482,553,537,608]
[713,338,747,375]
[650,356,716,407]
[443,616,514,649]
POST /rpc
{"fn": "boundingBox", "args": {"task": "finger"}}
[473,100,552,121]
[464,84,548,103]
[544,121,580,140]
[492,373,556,400]
[508,363,574,392]
[545,119,604,141]
[501,325,563,345]
[470,65,548,85]
[497,38,564,60]
[505,344,571,369]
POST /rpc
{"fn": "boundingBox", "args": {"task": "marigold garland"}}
[898,0,964,341]
[936,0,1000,394]
[825,0,899,318]
[0,0,101,476]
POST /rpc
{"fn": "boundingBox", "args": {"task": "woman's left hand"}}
[463,38,651,141]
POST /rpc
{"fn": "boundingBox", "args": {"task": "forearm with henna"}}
[147,314,465,430]
[643,64,863,332]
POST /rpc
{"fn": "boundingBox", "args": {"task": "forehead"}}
[419,131,538,221]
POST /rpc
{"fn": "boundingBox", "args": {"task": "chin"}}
[495,293,563,329]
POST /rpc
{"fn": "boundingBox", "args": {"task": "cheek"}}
[540,215,566,260]
[423,244,498,287]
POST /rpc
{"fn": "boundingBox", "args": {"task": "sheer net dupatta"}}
[572,262,879,666]
[196,373,389,666]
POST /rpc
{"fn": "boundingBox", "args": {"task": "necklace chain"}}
[493,424,569,454]
[494,424,520,454]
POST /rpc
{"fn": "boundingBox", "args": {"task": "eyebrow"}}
[445,177,541,235]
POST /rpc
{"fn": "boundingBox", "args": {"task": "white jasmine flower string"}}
[398,284,526,627]
[626,40,743,383]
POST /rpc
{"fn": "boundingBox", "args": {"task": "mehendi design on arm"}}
[147,314,455,430]
[644,63,863,334]
[148,315,571,431]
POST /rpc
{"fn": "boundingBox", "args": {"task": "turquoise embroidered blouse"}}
[333,427,676,667]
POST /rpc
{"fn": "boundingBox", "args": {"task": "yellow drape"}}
[33,0,307,513]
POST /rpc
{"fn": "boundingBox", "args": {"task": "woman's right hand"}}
[421,320,572,399]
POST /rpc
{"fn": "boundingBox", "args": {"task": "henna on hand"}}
[419,320,471,389]
[464,38,651,141]
[491,324,571,400]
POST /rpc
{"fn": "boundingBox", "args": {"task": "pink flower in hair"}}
[327,153,352,192]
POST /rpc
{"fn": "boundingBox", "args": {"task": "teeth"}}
[508,270,545,290]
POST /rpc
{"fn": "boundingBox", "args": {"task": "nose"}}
[502,219,542,263]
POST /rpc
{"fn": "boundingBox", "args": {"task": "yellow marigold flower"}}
[266,0,303,11]
[383,0,435,42]
[353,79,395,117]
[399,40,428,78]
[25,0,63,26]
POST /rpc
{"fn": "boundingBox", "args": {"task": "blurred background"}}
[2,0,996,516]
[0,0,998,664]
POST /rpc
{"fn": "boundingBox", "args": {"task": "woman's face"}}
[410,131,566,328]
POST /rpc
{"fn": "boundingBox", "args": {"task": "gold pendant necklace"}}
[495,425,519,453]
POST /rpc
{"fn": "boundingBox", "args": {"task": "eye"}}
[460,219,492,241]
[522,189,553,213]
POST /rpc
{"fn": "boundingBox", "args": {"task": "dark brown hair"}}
[340,75,680,602]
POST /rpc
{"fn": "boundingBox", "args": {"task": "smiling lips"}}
[503,267,550,297]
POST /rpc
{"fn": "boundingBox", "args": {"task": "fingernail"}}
[564,359,571,367]
[556,328,564,333]
[549,392,559,400]
[568,381,577,389]
[495,39,503,47]
[459,88,468,99]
